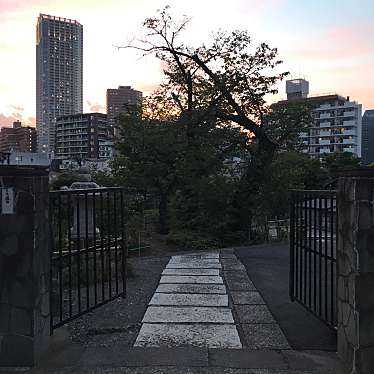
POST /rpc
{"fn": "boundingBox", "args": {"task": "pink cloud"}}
[86,101,105,113]
[284,24,374,61]
[0,113,35,128]
[136,83,160,95]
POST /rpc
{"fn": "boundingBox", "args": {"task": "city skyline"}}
[0,0,373,128]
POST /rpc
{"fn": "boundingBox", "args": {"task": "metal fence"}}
[289,190,337,328]
[49,187,126,331]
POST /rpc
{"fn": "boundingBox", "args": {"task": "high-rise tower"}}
[36,14,83,155]
[106,86,143,134]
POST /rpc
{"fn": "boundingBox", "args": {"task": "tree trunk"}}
[158,193,169,234]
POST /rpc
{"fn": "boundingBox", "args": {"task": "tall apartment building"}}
[106,86,143,132]
[361,110,374,165]
[36,14,83,155]
[0,121,37,153]
[55,113,112,159]
[274,79,362,158]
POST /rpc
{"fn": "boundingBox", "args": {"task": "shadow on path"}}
[235,243,337,351]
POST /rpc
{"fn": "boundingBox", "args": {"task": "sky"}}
[0,0,373,128]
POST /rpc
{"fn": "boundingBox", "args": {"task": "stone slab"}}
[168,258,220,264]
[234,305,275,323]
[226,279,257,291]
[172,253,219,259]
[162,268,219,276]
[166,262,222,269]
[241,324,290,349]
[79,346,208,367]
[224,271,251,283]
[209,349,288,369]
[223,264,246,271]
[142,306,234,323]
[149,293,228,307]
[134,323,242,349]
[231,291,265,305]
[160,275,223,284]
[156,284,227,294]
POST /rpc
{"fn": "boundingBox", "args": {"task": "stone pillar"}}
[0,165,50,367]
[337,169,374,374]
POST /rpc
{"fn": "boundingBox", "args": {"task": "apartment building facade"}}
[0,121,37,153]
[361,110,374,165]
[275,79,362,158]
[106,86,143,133]
[55,113,111,159]
[36,14,83,155]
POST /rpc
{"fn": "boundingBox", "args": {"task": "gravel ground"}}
[66,255,169,347]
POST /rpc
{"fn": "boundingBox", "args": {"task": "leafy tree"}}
[50,171,81,191]
[322,152,361,172]
[115,114,182,233]
[264,101,313,151]
[118,7,292,229]
[113,7,329,246]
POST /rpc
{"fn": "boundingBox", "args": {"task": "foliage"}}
[50,171,81,191]
[111,8,364,248]
[322,152,361,172]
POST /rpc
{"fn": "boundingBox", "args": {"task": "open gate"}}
[49,187,126,331]
[289,190,337,328]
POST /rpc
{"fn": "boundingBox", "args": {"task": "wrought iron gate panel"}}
[49,187,126,331]
[290,190,337,328]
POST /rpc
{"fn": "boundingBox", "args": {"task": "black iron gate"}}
[290,190,337,328]
[49,187,126,331]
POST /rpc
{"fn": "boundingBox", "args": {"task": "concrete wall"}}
[0,166,50,366]
[337,170,374,374]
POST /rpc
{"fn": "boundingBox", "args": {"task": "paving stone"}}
[231,292,265,305]
[221,260,243,267]
[142,306,234,323]
[48,366,317,373]
[166,262,222,269]
[209,349,288,369]
[162,268,219,276]
[149,293,228,307]
[79,346,208,367]
[226,279,257,291]
[156,284,227,294]
[224,271,251,283]
[234,305,275,323]
[160,275,223,284]
[241,324,290,349]
[134,323,242,348]
[223,264,246,271]
[168,258,220,264]
[219,254,237,259]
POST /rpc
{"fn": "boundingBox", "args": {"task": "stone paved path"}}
[28,249,344,374]
[134,251,290,350]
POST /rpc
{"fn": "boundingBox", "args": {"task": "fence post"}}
[0,165,50,367]
[289,190,295,301]
[337,169,374,374]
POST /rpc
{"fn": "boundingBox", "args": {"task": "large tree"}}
[118,7,292,229]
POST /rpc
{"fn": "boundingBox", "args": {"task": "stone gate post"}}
[337,169,374,374]
[0,165,50,367]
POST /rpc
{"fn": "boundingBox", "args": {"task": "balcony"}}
[320,140,330,145]
[343,120,356,127]
[320,130,331,136]
[343,147,355,153]
[343,139,354,144]
[319,148,331,154]
[343,129,356,136]
[320,122,331,128]
[320,113,332,119]
[344,111,355,117]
